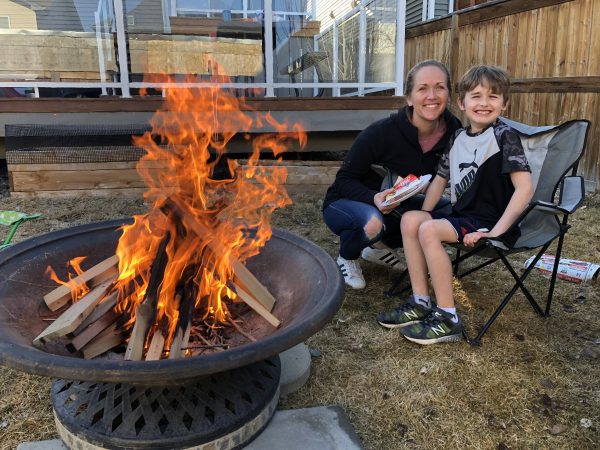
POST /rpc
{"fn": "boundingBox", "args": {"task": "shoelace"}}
[421,310,445,326]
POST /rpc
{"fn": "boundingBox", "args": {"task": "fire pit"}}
[0,219,343,384]
[0,219,343,448]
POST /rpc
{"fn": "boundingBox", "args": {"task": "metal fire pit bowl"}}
[0,219,344,385]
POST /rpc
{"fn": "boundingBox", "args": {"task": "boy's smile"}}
[458,83,506,133]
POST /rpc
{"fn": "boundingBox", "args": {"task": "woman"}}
[323,60,462,289]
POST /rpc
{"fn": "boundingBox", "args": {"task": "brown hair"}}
[457,65,510,102]
[404,60,452,97]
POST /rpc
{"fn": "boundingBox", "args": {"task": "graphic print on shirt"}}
[449,128,500,203]
[456,148,480,198]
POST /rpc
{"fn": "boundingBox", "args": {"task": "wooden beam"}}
[233,284,280,328]
[81,322,127,359]
[0,97,405,114]
[43,255,119,311]
[34,279,115,346]
[70,309,121,351]
[510,76,600,93]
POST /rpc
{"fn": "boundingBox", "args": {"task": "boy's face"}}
[458,83,506,133]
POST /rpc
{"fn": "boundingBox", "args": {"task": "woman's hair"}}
[457,65,510,101]
[404,60,452,97]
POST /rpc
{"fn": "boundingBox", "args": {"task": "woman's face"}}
[406,66,450,128]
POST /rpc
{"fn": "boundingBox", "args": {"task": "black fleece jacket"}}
[323,106,462,209]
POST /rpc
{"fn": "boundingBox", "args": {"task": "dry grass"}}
[0,193,599,450]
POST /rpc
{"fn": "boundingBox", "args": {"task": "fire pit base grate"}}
[51,356,280,450]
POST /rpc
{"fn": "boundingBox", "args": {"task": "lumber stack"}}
[7,153,340,197]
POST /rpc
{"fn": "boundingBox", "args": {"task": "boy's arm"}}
[421,175,447,212]
[463,171,534,247]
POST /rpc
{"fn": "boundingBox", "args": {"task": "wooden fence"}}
[405,0,599,190]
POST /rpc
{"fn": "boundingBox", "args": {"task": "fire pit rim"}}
[0,219,344,385]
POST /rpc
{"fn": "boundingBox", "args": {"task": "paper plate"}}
[382,174,432,207]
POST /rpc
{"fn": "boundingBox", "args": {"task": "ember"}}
[36,75,307,360]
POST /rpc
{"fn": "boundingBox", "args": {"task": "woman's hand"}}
[374,188,396,214]
[462,231,490,247]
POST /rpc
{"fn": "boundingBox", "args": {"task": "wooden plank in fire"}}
[165,199,276,312]
[71,291,118,336]
[124,234,171,361]
[44,255,119,311]
[34,278,116,347]
[81,322,127,359]
[70,308,121,351]
[233,283,280,328]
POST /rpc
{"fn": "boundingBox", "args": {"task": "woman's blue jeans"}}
[323,199,401,260]
[323,195,449,260]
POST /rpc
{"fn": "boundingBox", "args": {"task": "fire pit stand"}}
[52,356,281,449]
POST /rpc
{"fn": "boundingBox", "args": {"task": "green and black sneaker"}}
[400,307,463,345]
[376,295,432,329]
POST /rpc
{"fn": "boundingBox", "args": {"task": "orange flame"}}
[113,68,306,348]
[45,256,90,303]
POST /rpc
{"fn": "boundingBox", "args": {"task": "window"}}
[127,15,135,26]
[0,16,10,29]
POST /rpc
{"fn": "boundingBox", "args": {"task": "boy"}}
[376,65,534,344]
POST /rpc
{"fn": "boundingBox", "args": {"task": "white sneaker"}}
[361,246,404,271]
[336,255,366,289]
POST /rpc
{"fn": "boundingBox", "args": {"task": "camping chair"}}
[0,211,41,250]
[386,118,590,345]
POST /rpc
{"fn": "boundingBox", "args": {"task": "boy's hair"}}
[457,65,510,102]
[405,60,452,97]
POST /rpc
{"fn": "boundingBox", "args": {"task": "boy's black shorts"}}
[427,211,490,243]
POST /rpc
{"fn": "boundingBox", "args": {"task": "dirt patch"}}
[0,192,599,449]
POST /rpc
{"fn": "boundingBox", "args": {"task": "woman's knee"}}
[363,214,384,240]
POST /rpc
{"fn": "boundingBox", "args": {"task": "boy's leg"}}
[401,210,434,298]
[400,217,465,345]
[416,218,458,308]
[376,210,433,328]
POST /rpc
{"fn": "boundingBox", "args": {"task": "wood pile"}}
[33,202,281,361]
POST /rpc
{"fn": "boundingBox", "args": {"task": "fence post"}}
[264,0,275,97]
[395,0,407,96]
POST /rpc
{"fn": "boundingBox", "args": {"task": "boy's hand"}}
[374,188,396,214]
[463,231,490,247]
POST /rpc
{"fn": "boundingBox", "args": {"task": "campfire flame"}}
[110,72,306,350]
[45,256,90,302]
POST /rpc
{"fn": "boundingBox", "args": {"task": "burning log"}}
[169,285,196,359]
[43,255,119,311]
[33,278,116,347]
[124,234,171,361]
[164,199,277,312]
[145,313,170,361]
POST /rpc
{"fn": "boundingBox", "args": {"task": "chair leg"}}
[453,249,461,276]
[498,251,546,316]
[463,246,553,345]
[384,268,410,297]
[545,230,568,316]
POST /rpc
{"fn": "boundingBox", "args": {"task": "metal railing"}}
[0,0,408,98]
